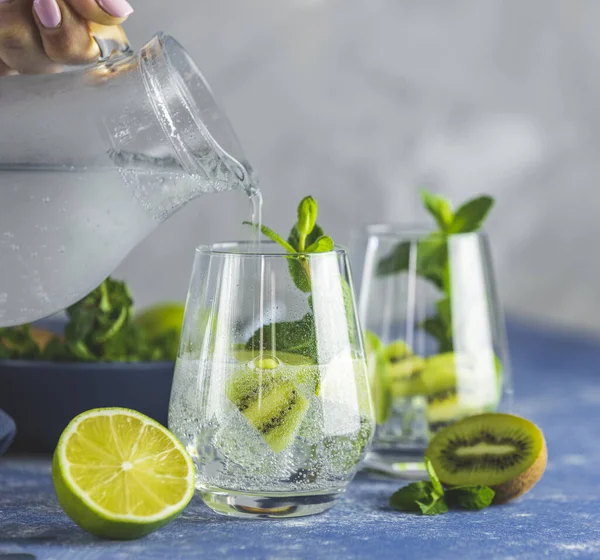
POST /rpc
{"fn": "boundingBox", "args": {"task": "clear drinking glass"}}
[168,241,375,518]
[351,225,512,475]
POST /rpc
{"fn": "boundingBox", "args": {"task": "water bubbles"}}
[3,232,14,238]
[9,244,19,252]
[42,196,50,203]
[169,358,368,494]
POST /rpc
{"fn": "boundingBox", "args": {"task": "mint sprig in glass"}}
[352,190,512,475]
[169,196,375,518]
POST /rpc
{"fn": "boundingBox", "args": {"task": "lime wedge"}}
[135,303,185,338]
[52,408,195,540]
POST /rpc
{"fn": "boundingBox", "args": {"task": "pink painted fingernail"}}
[97,0,134,18]
[33,0,61,28]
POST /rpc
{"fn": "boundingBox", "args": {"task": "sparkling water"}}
[0,150,258,327]
[0,167,158,326]
[169,356,373,495]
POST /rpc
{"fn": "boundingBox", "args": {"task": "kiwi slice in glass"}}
[228,350,317,452]
[426,413,547,503]
[371,338,416,424]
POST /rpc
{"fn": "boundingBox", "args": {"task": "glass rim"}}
[361,223,489,240]
[195,240,348,258]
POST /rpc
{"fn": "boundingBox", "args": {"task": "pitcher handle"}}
[94,36,134,61]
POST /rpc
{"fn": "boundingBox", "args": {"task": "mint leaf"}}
[417,494,448,515]
[306,235,334,253]
[288,223,325,252]
[296,196,318,251]
[420,189,454,231]
[425,456,444,496]
[245,312,317,361]
[420,297,454,351]
[420,317,452,352]
[0,325,44,360]
[242,221,296,253]
[376,240,410,276]
[446,485,495,510]
[415,234,448,289]
[448,196,494,234]
[390,481,448,515]
[287,221,326,293]
[376,233,447,289]
[287,256,312,293]
[389,481,435,513]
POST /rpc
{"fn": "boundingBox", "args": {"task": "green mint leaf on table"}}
[445,485,495,510]
[389,454,494,515]
[420,189,454,232]
[389,481,448,515]
[417,494,448,515]
[424,456,444,496]
[389,481,435,513]
[448,195,494,234]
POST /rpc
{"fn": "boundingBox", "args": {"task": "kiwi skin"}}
[491,439,547,504]
[426,413,548,504]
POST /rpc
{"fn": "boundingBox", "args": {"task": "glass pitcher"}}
[0,33,256,328]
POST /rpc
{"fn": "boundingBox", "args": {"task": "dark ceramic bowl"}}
[0,319,175,454]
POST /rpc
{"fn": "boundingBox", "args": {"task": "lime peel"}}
[53,408,195,540]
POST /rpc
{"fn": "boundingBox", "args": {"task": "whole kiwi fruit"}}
[426,413,547,504]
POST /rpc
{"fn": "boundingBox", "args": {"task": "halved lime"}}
[52,408,195,540]
[135,303,185,338]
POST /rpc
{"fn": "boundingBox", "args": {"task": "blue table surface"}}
[1,319,600,560]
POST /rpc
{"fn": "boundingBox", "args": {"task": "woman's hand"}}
[0,0,132,75]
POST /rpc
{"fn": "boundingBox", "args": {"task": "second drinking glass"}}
[352,226,512,475]
[169,241,374,518]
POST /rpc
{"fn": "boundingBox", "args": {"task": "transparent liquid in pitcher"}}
[0,153,256,326]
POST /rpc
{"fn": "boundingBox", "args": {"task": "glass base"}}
[198,486,345,519]
[362,448,427,479]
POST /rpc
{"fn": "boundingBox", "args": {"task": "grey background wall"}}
[114,0,600,333]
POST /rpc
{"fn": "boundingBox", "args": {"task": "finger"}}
[0,0,57,73]
[33,0,100,64]
[66,0,133,26]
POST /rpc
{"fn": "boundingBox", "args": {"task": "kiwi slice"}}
[372,353,392,425]
[426,413,547,503]
[228,352,316,452]
[370,338,422,423]
[388,351,460,399]
[425,352,502,432]
[426,392,485,433]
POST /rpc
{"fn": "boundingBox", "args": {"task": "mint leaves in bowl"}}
[0,279,184,453]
